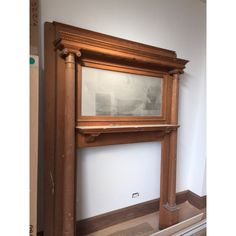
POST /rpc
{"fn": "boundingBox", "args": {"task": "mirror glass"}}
[81,67,163,116]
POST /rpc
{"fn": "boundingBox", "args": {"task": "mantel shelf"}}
[76,124,179,135]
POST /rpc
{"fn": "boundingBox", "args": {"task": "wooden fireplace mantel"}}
[44,21,188,236]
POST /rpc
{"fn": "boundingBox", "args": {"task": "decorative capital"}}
[59,49,82,62]
[54,39,82,60]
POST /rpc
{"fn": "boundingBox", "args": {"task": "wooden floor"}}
[87,201,205,236]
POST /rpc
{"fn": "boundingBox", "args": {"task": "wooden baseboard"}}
[76,190,189,235]
[187,190,206,210]
[76,199,158,235]
[39,190,206,236]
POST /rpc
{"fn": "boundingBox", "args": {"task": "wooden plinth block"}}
[159,204,180,230]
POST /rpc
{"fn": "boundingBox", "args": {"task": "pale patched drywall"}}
[39,0,206,224]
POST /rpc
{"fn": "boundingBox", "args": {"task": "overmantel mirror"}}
[44,21,188,236]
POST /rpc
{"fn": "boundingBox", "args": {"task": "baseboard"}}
[76,190,189,235]
[187,190,206,209]
[39,190,206,236]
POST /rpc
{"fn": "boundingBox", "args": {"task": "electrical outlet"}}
[132,192,139,198]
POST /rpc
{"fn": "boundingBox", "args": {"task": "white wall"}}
[76,142,161,219]
[40,0,206,223]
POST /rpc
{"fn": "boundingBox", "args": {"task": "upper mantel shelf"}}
[76,124,179,135]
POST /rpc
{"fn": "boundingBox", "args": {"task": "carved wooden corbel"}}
[164,125,178,134]
[86,133,101,143]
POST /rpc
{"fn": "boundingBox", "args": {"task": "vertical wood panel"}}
[160,135,170,207]
[44,23,56,236]
[54,53,66,236]
[168,131,178,206]
[170,74,180,124]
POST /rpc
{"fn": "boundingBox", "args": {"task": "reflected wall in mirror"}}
[81,67,163,117]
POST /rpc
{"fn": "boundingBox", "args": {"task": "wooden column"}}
[167,72,180,207]
[159,70,181,229]
[62,51,76,236]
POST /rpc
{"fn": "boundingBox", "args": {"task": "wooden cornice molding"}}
[51,21,188,73]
